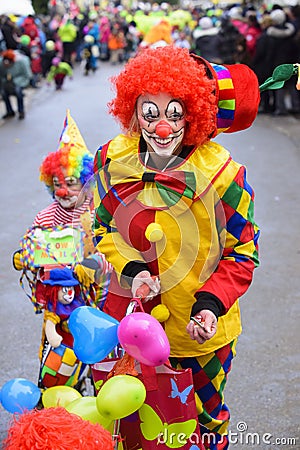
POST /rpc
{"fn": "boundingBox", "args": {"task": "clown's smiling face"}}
[58,286,75,305]
[137,92,186,158]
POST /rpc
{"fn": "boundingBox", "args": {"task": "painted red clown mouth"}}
[143,129,184,148]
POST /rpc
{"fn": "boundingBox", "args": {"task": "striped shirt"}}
[32,198,93,228]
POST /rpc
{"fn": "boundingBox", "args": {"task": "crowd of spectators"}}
[1,1,300,117]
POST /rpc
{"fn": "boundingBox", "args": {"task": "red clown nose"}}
[155,121,172,138]
[55,188,68,197]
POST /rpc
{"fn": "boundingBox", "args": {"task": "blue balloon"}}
[0,378,41,414]
[69,306,119,364]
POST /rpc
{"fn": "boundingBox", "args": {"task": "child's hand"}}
[74,263,95,287]
[12,250,23,270]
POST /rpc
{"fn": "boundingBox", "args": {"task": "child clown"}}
[13,110,112,392]
[93,46,261,448]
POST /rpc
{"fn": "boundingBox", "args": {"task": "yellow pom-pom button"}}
[151,304,170,323]
[145,223,164,242]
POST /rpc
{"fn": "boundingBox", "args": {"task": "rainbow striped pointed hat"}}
[39,109,94,194]
[191,55,260,136]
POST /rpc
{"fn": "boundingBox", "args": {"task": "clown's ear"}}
[259,64,300,92]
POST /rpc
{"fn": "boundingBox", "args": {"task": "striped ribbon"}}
[212,63,236,134]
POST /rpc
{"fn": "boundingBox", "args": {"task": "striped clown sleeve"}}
[93,144,114,246]
[197,165,260,313]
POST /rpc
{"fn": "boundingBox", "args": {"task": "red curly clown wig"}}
[108,46,218,147]
[39,110,94,194]
[3,407,114,450]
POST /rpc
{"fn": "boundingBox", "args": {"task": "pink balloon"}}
[118,312,170,366]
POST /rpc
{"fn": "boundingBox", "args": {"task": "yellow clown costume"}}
[93,135,259,357]
[93,47,261,448]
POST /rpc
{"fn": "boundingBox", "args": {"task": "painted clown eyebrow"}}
[165,101,185,119]
[141,100,184,121]
[141,102,159,119]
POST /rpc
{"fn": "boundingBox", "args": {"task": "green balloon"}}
[42,385,82,409]
[20,35,31,46]
[96,375,146,420]
[66,396,112,428]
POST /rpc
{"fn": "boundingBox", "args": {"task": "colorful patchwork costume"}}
[93,47,261,449]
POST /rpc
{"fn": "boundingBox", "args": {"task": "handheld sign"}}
[33,227,83,267]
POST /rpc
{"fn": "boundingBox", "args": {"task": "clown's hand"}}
[12,250,23,271]
[131,271,160,302]
[186,310,217,344]
[45,320,62,348]
[74,263,95,288]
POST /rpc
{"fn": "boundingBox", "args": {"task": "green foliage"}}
[32,0,48,15]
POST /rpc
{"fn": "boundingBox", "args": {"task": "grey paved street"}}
[0,61,299,449]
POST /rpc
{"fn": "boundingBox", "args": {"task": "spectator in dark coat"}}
[251,15,275,113]
[216,16,248,65]
[252,8,297,115]
[193,17,221,63]
[1,16,19,50]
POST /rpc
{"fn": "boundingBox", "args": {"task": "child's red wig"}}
[3,407,114,450]
[108,46,217,147]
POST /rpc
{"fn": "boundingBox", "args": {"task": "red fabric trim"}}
[211,156,232,185]
[94,141,111,172]
[194,156,232,201]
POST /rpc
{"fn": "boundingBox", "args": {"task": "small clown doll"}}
[38,267,86,390]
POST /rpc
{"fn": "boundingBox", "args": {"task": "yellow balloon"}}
[42,386,82,408]
[66,396,112,429]
[96,375,146,420]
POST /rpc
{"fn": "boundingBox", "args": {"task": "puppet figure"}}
[38,267,87,390]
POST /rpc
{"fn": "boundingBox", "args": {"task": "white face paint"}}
[137,93,186,158]
[58,286,75,305]
[53,175,86,209]
[54,195,79,209]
